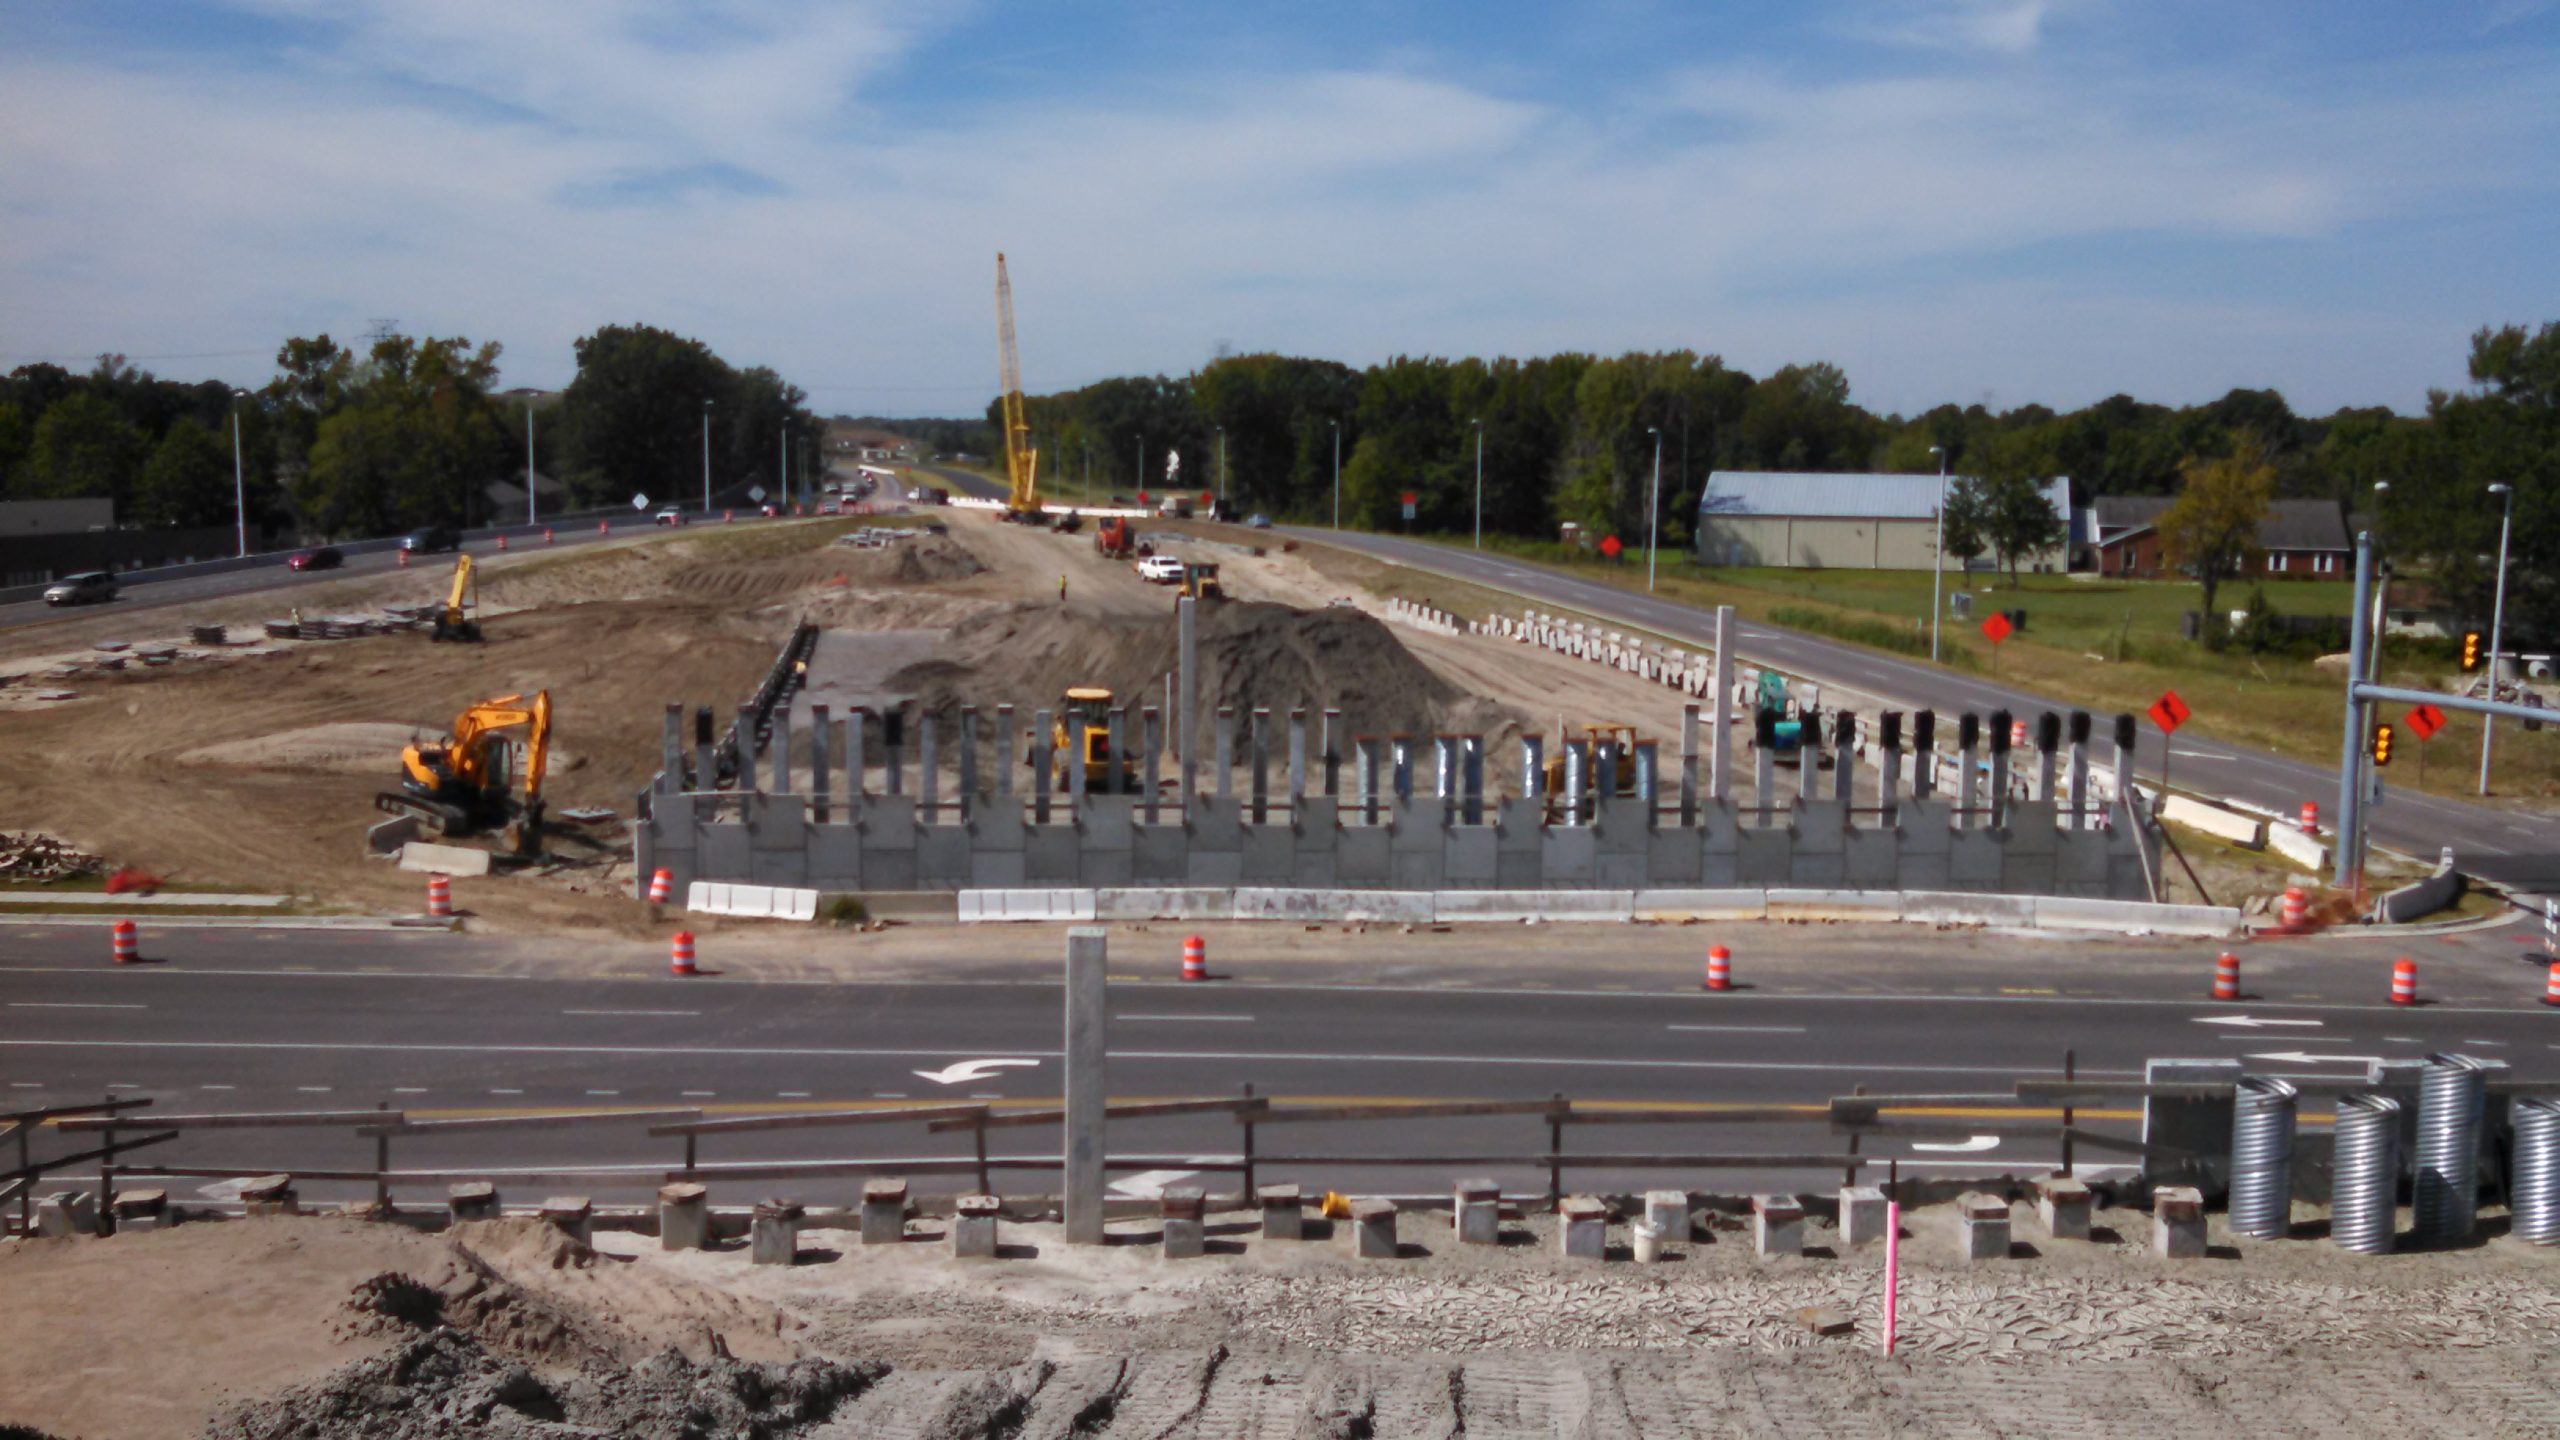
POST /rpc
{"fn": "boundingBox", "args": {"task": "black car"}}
[400,526,460,553]
[287,545,344,572]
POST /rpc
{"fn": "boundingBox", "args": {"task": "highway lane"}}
[9,949,2552,1205]
[1285,527,2559,871]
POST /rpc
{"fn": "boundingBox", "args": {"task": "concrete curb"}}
[0,913,439,931]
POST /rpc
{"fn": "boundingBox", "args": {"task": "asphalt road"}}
[1288,528,2559,874]
[8,923,2552,1208]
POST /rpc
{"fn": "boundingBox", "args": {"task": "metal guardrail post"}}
[374,1100,391,1210]
[1239,1084,1257,1200]
[1843,1084,1863,1187]
[972,1114,991,1196]
[2061,1050,2077,1176]
[1547,1093,1565,1212]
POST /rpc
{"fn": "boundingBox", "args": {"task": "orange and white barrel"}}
[495,533,508,551]
[2279,886,2308,931]
[543,527,555,545]
[397,548,409,568]
[1705,944,1732,992]
[597,519,609,534]
[2390,957,2418,1006]
[647,868,674,904]
[426,872,453,919]
[2298,802,2318,835]
[2543,963,2560,1008]
[111,919,139,965]
[1181,934,1207,981]
[2010,719,2028,748]
[670,931,697,977]
[2213,951,2241,1001]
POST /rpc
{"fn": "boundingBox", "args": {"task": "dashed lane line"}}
[8,1002,146,1010]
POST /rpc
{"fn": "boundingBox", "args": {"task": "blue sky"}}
[2,1,2555,417]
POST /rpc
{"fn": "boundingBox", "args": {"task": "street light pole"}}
[779,422,789,511]
[1216,425,1226,512]
[701,399,714,512]
[525,403,537,525]
[1928,445,1948,662]
[1646,426,1663,591]
[230,389,249,558]
[2480,481,2516,795]
[1330,420,1341,529]
[1472,419,1484,550]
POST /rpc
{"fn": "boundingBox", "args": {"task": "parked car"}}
[286,545,344,572]
[1136,555,1184,584]
[399,525,459,553]
[653,506,686,526]
[1245,513,1272,529]
[42,571,118,607]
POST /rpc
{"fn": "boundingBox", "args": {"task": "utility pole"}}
[1331,420,1342,529]
[1216,425,1226,511]
[524,402,537,524]
[1929,445,1949,662]
[1646,426,1663,591]
[701,398,714,512]
[230,390,249,558]
[2480,481,2516,795]
[779,422,789,511]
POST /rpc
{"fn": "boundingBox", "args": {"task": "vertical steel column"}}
[1986,709,2012,827]
[846,709,867,801]
[1177,596,1199,811]
[994,705,1015,805]
[1142,707,1162,823]
[1107,706,1128,799]
[1215,706,1235,800]
[1461,736,1485,825]
[2065,711,2090,830]
[1957,713,1980,828]
[2035,711,2061,803]
[1912,710,1937,799]
[918,712,939,821]
[1067,713,1088,807]
[1522,734,1546,823]
[1250,708,1271,824]
[1355,737,1379,823]
[1063,927,1108,1245]
[1564,739,1588,827]
[1879,712,1904,822]
[957,706,978,821]
[736,705,760,793]
[1633,740,1658,823]
[2336,534,2374,891]
[1832,711,1856,803]
[1031,708,1053,825]
[660,703,684,792]
[692,706,715,794]
[1679,702,1700,826]
[1753,710,1777,826]
[770,708,792,794]
[881,708,902,797]
[1391,735,1414,801]
[810,704,833,823]
[1710,605,1735,803]
[1321,709,1342,796]
[1287,708,1307,816]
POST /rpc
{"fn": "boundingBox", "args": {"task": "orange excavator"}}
[1094,515,1136,559]
[375,690,551,856]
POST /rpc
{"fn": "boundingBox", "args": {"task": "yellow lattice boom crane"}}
[995,252,1043,522]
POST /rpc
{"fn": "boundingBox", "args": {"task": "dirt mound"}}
[890,598,1509,740]
[176,722,436,774]
[334,1230,609,1367]
[210,1327,885,1440]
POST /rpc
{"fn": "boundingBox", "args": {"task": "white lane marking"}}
[1109,1168,1200,1199]
[2462,1039,2507,1047]
[2192,1014,2321,1029]
[1667,1024,1808,1034]
[1910,1135,2001,1153]
[913,1058,1042,1086]
[199,1084,235,1091]
[491,1087,524,1094]
[585,1089,620,1096]
[778,1091,811,1098]
[8,1002,146,1010]
[393,1086,428,1094]
[0,1038,2142,1078]
[296,1085,332,1092]
[561,1009,700,1017]
[2247,1051,2391,1065]
[874,1091,907,1099]
[1117,1014,1254,1023]
[8,1081,42,1088]
[681,1090,718,1097]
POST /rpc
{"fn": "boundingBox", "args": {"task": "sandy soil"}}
[6,1204,2555,1438]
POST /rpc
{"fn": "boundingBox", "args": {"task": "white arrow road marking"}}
[912,1058,1041,1087]
[1911,1135,2001,1153]
[2248,1051,2391,1066]
[1108,1158,1227,1199]
[197,1178,252,1201]
[2192,1015,2323,1029]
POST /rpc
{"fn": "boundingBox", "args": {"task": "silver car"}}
[43,571,118,606]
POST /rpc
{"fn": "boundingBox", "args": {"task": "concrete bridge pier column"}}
[1461,736,1485,825]
[847,709,868,801]
[994,705,1014,807]
[1142,707,1162,821]
[957,706,978,820]
[1251,708,1272,824]
[1679,703,1700,826]
[918,712,939,820]
[1831,711,1856,804]
[811,704,833,822]
[1031,708,1053,824]
[660,703,684,792]
[1215,707,1236,800]
[1986,709,2013,827]
[1287,708,1307,817]
[1710,606,1735,803]
[2066,711,2091,829]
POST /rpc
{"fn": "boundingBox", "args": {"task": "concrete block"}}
[1753,1194,1803,1258]
[1896,798,1953,851]
[1160,1187,1205,1259]
[2161,795,2266,848]
[2053,831,2112,891]
[1292,796,1339,834]
[1957,1193,2011,1263]
[1789,799,1847,853]
[1130,822,1189,883]
[857,794,917,850]
[447,1182,500,1223]
[1999,853,2057,896]
[1493,797,1545,852]
[1388,849,1445,890]
[1239,822,1296,883]
[1081,794,1139,852]
[964,847,1026,888]
[2265,824,2328,872]
[1022,825,1080,883]
[1258,1183,1304,1240]
[1946,829,2004,889]
[1734,827,1793,885]
[747,794,807,853]
[1185,848,1245,887]
[659,1183,709,1251]
[752,1199,805,1265]
[1388,796,1446,852]
[1443,828,1498,886]
[1785,851,1847,887]
[540,1196,594,1246]
[698,822,751,879]
[2144,1059,2241,1195]
[860,1178,908,1245]
[398,841,492,877]
[1455,1178,1501,1245]
[2038,1177,2092,1241]
[2003,800,2061,851]
[1644,1190,1691,1242]
[953,1194,1001,1258]
[111,1188,171,1232]
[1594,851,1648,888]
[1645,825,1704,884]
[1350,1198,1398,1259]
[1899,890,2033,927]
[1559,1196,1608,1260]
[1335,827,1393,886]
[1839,1185,1888,1247]
[914,824,973,887]
[1842,828,1900,888]
[1342,891,1434,923]
[2152,1185,2206,1259]
[1894,853,1953,890]
[1632,888,1766,921]
[1494,849,1545,887]
[36,1190,97,1236]
[808,823,862,888]
[1594,798,1652,852]
[2036,897,2241,937]
[239,1174,296,1217]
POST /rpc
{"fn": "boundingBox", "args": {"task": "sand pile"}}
[889,598,1512,739]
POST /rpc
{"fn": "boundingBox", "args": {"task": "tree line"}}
[996,323,2555,636]
[0,323,819,540]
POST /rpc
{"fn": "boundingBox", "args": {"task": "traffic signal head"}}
[2462,630,2483,672]
[2371,722,2395,767]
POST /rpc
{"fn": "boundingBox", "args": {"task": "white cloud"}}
[1851,0,2064,56]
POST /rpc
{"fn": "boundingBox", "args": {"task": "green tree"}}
[298,334,511,535]
[555,324,735,509]
[2160,436,2277,631]
[136,418,233,528]
[0,402,30,497]
[26,391,143,505]
[1940,477,1991,570]
[1962,429,2065,587]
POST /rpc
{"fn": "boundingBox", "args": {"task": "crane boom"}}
[994,252,1040,518]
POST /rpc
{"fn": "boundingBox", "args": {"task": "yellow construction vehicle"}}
[1029,687,1138,793]
[1176,560,1225,602]
[994,253,1043,524]
[1541,722,1641,796]
[374,690,551,856]
[430,553,481,642]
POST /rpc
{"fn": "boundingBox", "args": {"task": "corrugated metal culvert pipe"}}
[2511,1096,2560,1246]
[2415,1054,2488,1244]
[2329,1093,2401,1254]
[2228,1076,2299,1239]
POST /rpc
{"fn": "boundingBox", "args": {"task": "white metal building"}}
[1694,471,2072,572]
